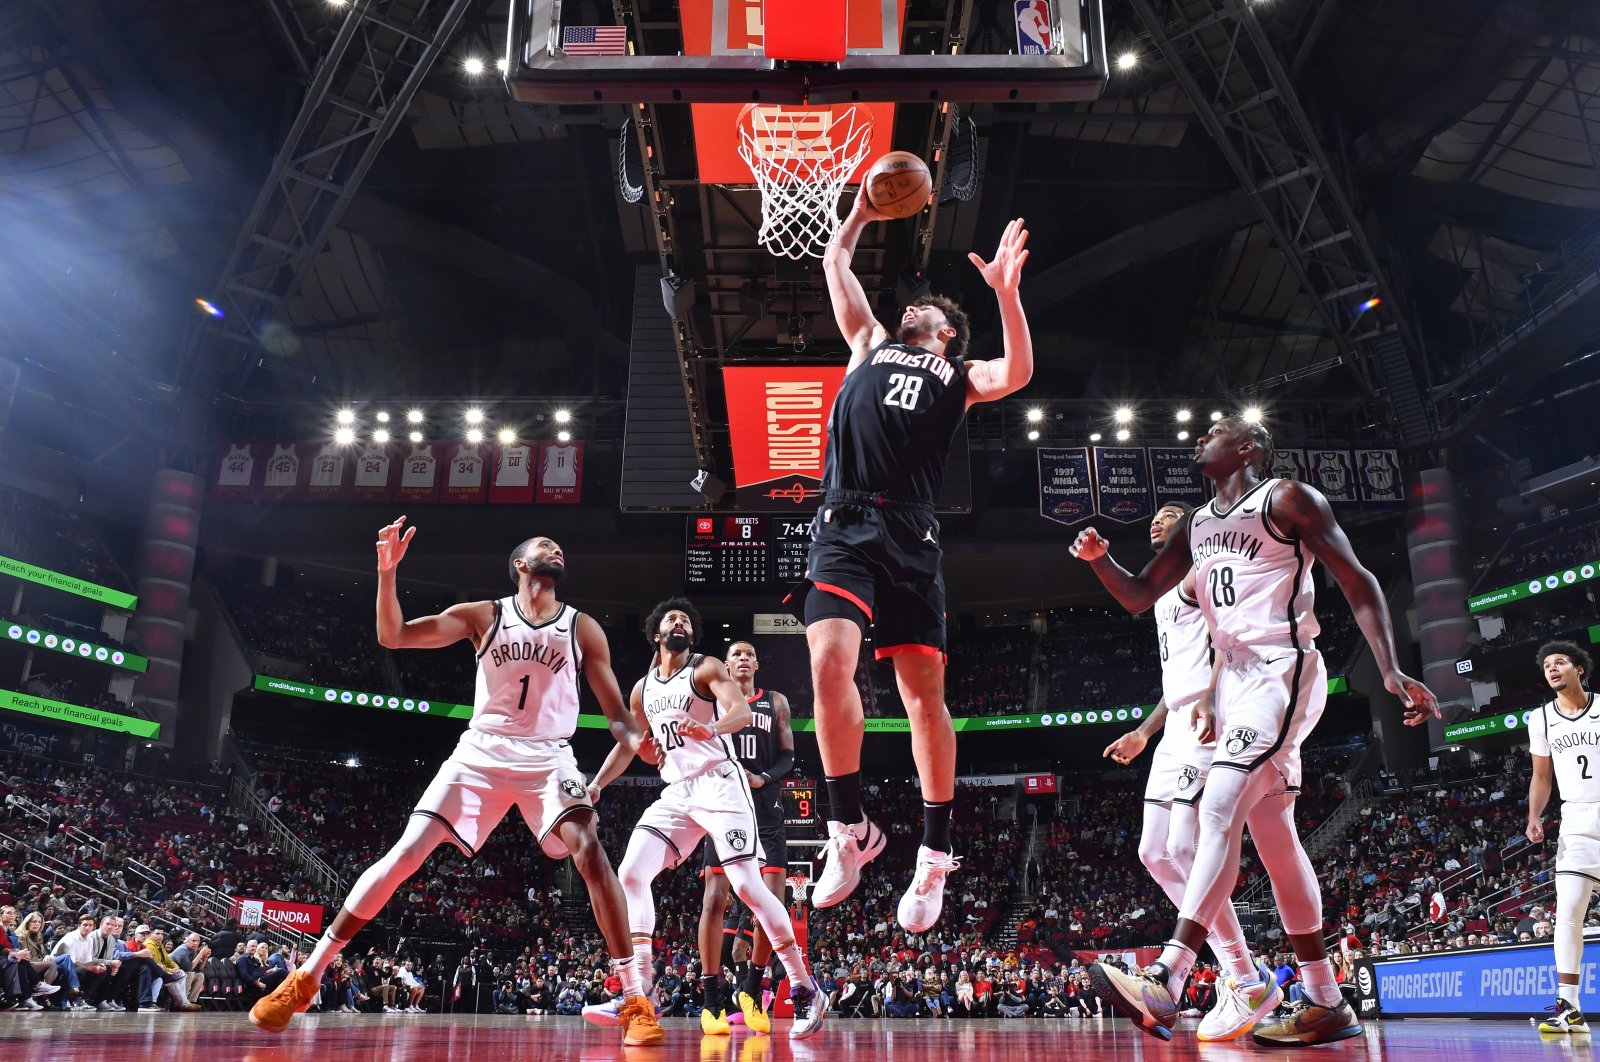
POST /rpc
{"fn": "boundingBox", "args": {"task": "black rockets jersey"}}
[732,690,784,822]
[822,339,968,505]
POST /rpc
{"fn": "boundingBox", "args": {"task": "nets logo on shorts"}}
[560,779,588,801]
[1223,726,1258,757]
[726,829,749,853]
[1177,765,1199,792]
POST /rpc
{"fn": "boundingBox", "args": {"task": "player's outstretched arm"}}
[591,681,650,794]
[1271,480,1439,725]
[824,192,891,369]
[1103,697,1167,764]
[964,218,1033,407]
[1526,755,1553,843]
[1069,523,1190,614]
[680,658,752,740]
[374,516,488,650]
[577,614,646,754]
[750,693,797,790]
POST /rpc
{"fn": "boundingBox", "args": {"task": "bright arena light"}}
[465,407,484,425]
[334,427,355,445]
[1113,406,1133,424]
[554,408,572,424]
[409,430,423,443]
[466,428,484,444]
[1026,408,1044,423]
[373,429,390,444]
[407,409,424,424]
[1242,406,1264,424]
[1089,432,1102,442]
[1116,51,1139,71]
[1027,430,1040,441]
[336,408,355,425]
[1116,429,1131,441]
[1175,408,1192,423]
[1177,430,1190,441]
[557,430,572,443]
[1210,410,1224,422]
[463,56,486,76]
[375,411,390,424]
[495,57,509,73]
[498,428,516,444]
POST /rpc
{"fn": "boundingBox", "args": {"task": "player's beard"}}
[663,630,691,653]
[896,322,927,346]
[528,558,565,583]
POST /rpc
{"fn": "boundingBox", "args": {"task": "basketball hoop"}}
[737,104,874,261]
[786,873,811,907]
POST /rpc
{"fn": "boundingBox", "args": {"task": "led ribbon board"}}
[1468,560,1600,614]
[4,622,148,673]
[0,688,159,738]
[1443,706,1540,745]
[0,555,137,610]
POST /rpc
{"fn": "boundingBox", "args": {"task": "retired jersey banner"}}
[723,365,845,509]
[1147,448,1208,508]
[488,442,536,504]
[304,442,350,501]
[441,443,489,504]
[212,441,262,499]
[350,443,396,502]
[230,896,325,936]
[1037,447,1093,525]
[395,443,442,503]
[259,443,305,502]
[536,441,584,504]
[1306,449,1359,503]
[1092,447,1154,525]
[1268,448,1308,483]
[1356,449,1405,504]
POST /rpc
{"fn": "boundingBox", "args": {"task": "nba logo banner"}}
[1015,0,1053,55]
[487,442,536,505]
[1355,449,1405,504]
[212,441,262,499]
[536,440,583,504]
[1093,447,1155,525]
[1147,448,1208,508]
[440,442,488,504]
[1037,447,1093,526]
[1269,448,1308,483]
[1306,449,1359,503]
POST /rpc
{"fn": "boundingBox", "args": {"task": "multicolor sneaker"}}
[1251,998,1363,1047]
[620,995,666,1046]
[789,979,826,1040]
[581,995,625,1028]
[897,847,962,933]
[812,818,885,908]
[248,969,322,1034]
[735,988,771,1034]
[701,1007,732,1035]
[1088,962,1176,1042]
[1539,998,1589,1034]
[1198,962,1284,1042]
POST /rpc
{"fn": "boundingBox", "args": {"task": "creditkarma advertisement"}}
[1363,940,1600,1017]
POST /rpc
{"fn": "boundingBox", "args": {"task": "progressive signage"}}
[4,621,148,673]
[1361,940,1600,1017]
[0,555,137,610]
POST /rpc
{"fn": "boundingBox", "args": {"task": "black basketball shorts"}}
[789,497,948,661]
[702,819,788,876]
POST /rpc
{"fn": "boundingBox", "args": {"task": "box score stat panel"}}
[683,515,812,594]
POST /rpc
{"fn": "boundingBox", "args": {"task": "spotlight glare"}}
[463,56,486,76]
[1210,410,1224,422]
[336,408,355,425]
[373,429,390,444]
[1026,408,1044,423]
[1116,428,1131,441]
[407,409,424,424]
[557,430,572,443]
[1177,430,1190,441]
[334,427,355,445]
[495,57,509,73]
[193,297,224,318]
[1175,408,1192,423]
[409,430,423,443]
[554,408,572,424]
[498,428,516,444]
[1242,406,1264,424]
[1113,406,1133,424]
[1027,429,1040,441]
[375,411,390,423]
[465,407,484,425]
[1116,51,1139,71]
[466,428,484,444]
[1089,432,1103,442]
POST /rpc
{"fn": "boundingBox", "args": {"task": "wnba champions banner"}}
[1092,447,1154,524]
[722,365,845,509]
[1147,448,1208,508]
[1037,447,1093,525]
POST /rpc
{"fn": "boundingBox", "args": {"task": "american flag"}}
[562,26,628,56]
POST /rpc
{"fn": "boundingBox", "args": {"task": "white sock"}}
[1559,981,1581,1008]
[1213,936,1256,983]
[772,936,810,989]
[631,936,654,998]
[302,930,350,980]
[1299,957,1340,1008]
[1154,940,1197,1000]
[614,955,643,999]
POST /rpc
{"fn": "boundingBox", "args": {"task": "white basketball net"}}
[786,874,811,906]
[738,105,874,261]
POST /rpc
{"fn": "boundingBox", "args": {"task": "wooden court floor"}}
[1,1012,1590,1060]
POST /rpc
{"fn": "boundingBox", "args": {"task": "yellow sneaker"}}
[248,970,321,1034]
[734,989,771,1035]
[621,995,666,1046]
[701,1007,732,1035]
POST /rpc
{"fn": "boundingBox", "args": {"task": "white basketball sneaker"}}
[811,817,886,908]
[1197,961,1283,1042]
[897,846,962,933]
[789,978,827,1040]
[581,995,626,1028]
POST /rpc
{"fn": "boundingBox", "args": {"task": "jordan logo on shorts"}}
[1223,727,1258,757]
[1177,765,1199,791]
[726,829,748,852]
[560,779,587,800]
[921,527,937,544]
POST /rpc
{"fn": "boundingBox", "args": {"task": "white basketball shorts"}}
[412,729,592,860]
[1145,708,1215,806]
[1210,645,1327,792]
[1557,801,1600,882]
[633,763,766,869]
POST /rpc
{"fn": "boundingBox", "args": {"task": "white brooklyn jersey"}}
[640,654,737,784]
[1155,583,1212,709]
[471,599,583,742]
[1189,478,1321,652]
[1529,693,1600,804]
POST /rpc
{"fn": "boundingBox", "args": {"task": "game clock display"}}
[781,778,818,829]
[683,515,813,593]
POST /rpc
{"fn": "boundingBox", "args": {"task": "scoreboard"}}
[781,777,819,830]
[684,515,813,594]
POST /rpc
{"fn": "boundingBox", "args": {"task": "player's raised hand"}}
[1070,527,1108,562]
[1102,731,1147,766]
[1385,671,1441,726]
[376,516,416,573]
[850,188,893,225]
[969,218,1030,295]
[635,731,661,766]
[1526,817,1545,844]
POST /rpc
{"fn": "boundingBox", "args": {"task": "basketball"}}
[864,151,932,219]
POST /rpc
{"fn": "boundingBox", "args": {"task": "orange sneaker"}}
[620,994,665,1046]
[248,970,321,1034]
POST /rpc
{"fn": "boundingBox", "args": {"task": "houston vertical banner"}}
[1147,448,1208,508]
[1037,447,1093,525]
[723,365,846,509]
[1092,447,1154,524]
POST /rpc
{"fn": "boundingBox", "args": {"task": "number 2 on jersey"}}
[883,373,924,410]
[657,721,685,752]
